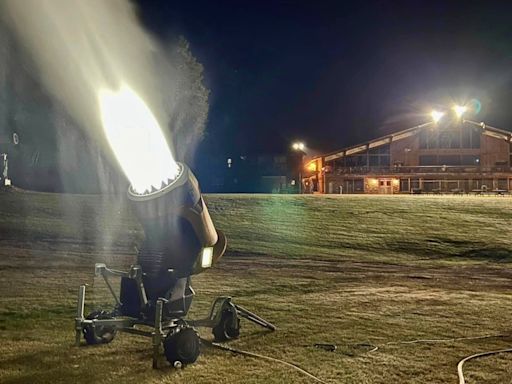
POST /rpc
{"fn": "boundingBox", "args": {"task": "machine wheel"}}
[164,327,200,365]
[212,310,240,342]
[83,310,117,345]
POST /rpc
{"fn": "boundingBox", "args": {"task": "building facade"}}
[303,121,512,194]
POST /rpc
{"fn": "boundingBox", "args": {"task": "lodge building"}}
[303,121,512,194]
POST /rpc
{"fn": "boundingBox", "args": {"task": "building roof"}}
[317,120,512,162]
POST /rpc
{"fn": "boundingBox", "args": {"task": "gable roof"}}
[319,120,511,162]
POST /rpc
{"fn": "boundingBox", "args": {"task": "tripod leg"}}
[75,285,86,346]
[152,299,164,369]
[235,304,276,331]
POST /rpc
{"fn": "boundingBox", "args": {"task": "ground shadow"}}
[457,247,512,262]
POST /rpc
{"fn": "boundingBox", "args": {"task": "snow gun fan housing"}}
[75,163,275,369]
[76,88,275,368]
[125,162,226,317]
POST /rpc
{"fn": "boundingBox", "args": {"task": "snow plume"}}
[1,0,209,173]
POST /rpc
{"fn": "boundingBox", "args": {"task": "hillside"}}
[1,191,512,383]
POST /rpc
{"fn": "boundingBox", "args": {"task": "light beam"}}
[98,84,179,194]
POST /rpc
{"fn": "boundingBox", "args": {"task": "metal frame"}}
[75,263,276,368]
[75,284,175,368]
[188,296,276,331]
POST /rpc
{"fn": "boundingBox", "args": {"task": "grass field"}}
[1,190,512,383]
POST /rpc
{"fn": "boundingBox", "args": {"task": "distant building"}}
[199,152,302,193]
[303,121,512,194]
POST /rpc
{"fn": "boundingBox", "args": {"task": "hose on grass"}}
[457,347,512,384]
[313,334,510,383]
[369,334,512,384]
[201,338,328,384]
[203,333,510,383]
[312,334,508,355]
[370,333,509,352]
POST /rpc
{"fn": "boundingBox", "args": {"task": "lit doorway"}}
[378,179,393,194]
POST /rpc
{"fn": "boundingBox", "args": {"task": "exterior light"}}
[307,162,317,172]
[292,142,305,151]
[453,105,467,118]
[431,110,444,124]
[292,142,306,194]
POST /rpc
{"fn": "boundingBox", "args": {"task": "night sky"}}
[136,0,512,158]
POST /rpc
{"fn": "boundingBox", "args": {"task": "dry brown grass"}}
[1,191,512,383]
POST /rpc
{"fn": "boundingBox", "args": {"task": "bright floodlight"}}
[98,85,180,194]
[453,105,467,118]
[431,110,444,124]
[292,142,305,151]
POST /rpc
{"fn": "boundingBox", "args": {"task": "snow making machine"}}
[74,163,275,368]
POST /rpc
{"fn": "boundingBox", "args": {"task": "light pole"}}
[291,142,305,194]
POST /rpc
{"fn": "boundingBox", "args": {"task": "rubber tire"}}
[212,310,240,342]
[83,310,117,345]
[164,327,200,365]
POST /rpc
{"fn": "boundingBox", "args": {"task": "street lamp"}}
[291,141,305,194]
